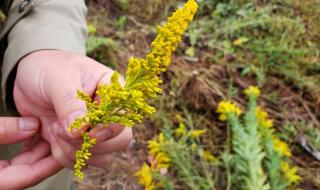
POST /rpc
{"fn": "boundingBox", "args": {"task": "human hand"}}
[13,50,133,169]
[0,117,62,190]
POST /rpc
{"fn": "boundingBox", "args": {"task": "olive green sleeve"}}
[0,0,13,15]
[2,0,88,110]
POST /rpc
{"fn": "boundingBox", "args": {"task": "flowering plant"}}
[217,86,300,190]
[70,0,198,179]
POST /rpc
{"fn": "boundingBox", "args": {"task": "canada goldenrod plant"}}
[135,132,171,190]
[70,0,198,179]
[136,118,216,190]
[217,87,269,190]
[217,86,300,190]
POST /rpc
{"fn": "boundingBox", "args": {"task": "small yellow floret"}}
[216,101,242,121]
[74,132,96,179]
[175,123,187,137]
[135,163,156,190]
[256,107,274,128]
[273,137,292,157]
[281,162,301,184]
[244,86,261,98]
[190,129,206,138]
[148,133,171,170]
[202,151,217,162]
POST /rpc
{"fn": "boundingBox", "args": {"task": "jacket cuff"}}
[2,0,88,110]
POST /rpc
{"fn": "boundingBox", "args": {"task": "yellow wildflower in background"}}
[135,163,157,190]
[88,24,97,35]
[175,123,187,137]
[191,143,197,151]
[216,101,242,121]
[70,0,198,178]
[202,151,217,162]
[190,129,206,138]
[148,133,171,170]
[273,137,292,157]
[244,86,261,98]
[281,162,301,184]
[256,107,274,128]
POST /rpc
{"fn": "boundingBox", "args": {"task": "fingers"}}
[87,154,112,167]
[46,59,116,139]
[0,117,39,145]
[91,127,133,154]
[11,140,50,165]
[0,156,62,190]
[88,123,125,143]
[88,71,126,143]
[54,137,78,169]
[50,136,75,169]
[48,77,88,139]
[0,139,63,190]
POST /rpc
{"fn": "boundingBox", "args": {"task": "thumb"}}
[48,81,89,139]
[0,117,39,145]
[46,73,96,139]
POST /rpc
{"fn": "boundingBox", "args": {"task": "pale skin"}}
[0,117,62,190]
[1,50,133,188]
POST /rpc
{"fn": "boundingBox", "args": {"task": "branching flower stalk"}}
[70,0,198,179]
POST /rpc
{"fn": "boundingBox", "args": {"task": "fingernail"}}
[19,118,39,131]
[96,129,112,141]
[67,111,87,129]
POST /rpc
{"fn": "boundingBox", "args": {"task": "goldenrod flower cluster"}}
[281,162,301,185]
[135,163,156,190]
[244,85,261,98]
[74,133,96,179]
[135,133,170,190]
[216,101,242,121]
[148,133,171,170]
[136,120,210,189]
[70,0,198,180]
[256,107,273,128]
[272,137,292,157]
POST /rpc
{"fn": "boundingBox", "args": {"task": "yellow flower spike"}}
[74,132,96,179]
[135,163,156,190]
[244,86,261,98]
[190,129,206,138]
[71,0,198,178]
[216,101,242,121]
[281,162,301,185]
[273,137,292,157]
